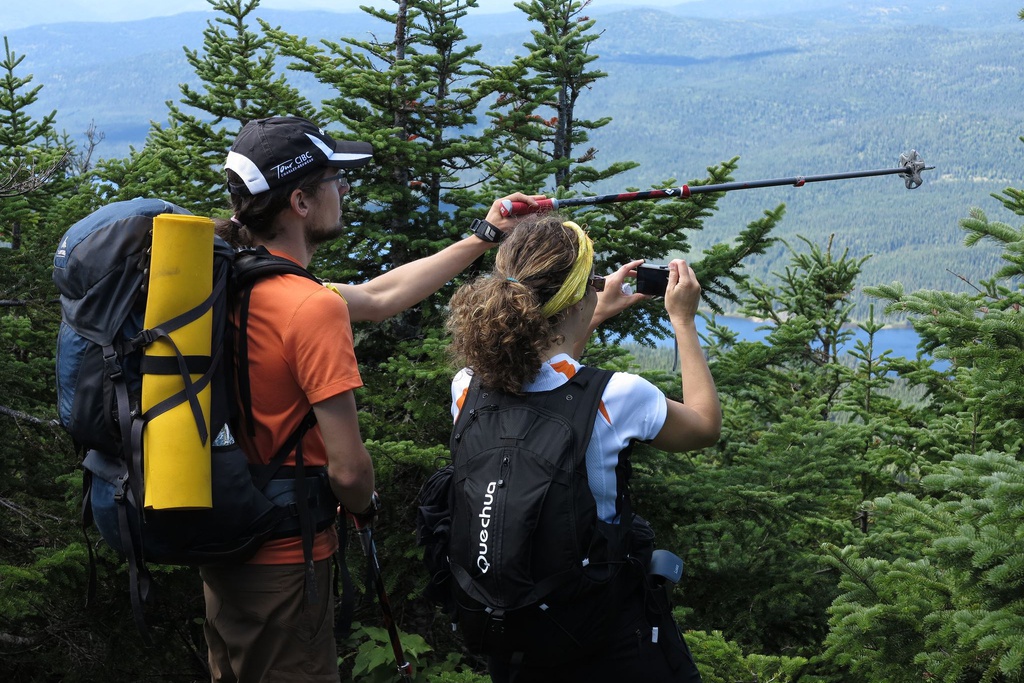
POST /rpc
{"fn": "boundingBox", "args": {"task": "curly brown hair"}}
[446,214,584,394]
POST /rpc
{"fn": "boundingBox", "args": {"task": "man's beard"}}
[304,218,345,250]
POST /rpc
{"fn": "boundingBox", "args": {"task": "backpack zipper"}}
[563,388,584,570]
[490,450,511,589]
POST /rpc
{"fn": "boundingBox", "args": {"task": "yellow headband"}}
[540,221,594,318]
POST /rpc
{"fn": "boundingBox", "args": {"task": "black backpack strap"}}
[248,409,322,604]
[230,247,330,603]
[233,247,322,288]
[101,341,140,504]
[102,401,155,645]
[236,283,257,438]
[249,409,318,490]
[231,247,321,437]
[80,469,98,610]
[450,372,489,442]
[564,367,634,524]
[293,437,318,604]
[113,468,155,645]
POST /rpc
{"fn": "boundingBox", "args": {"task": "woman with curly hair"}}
[445,214,720,682]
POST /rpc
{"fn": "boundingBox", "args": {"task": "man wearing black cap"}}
[202,116,539,682]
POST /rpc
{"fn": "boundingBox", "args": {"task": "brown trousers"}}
[201,560,339,683]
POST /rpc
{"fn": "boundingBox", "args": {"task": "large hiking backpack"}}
[53,198,338,633]
[417,366,651,665]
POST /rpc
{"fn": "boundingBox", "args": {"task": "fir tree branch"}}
[0,404,59,428]
[822,543,882,600]
[0,299,59,307]
[944,269,987,296]
[0,495,61,529]
[0,630,39,648]
[0,149,70,197]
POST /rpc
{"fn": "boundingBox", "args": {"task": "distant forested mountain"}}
[6,0,1023,315]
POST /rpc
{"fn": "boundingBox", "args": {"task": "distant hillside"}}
[578,3,1024,316]
[6,0,1023,317]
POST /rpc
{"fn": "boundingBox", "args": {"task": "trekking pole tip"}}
[898,149,933,189]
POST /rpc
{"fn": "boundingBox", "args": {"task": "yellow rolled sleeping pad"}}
[141,213,215,510]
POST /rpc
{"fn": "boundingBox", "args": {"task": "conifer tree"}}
[467,0,637,229]
[0,37,206,682]
[0,35,85,420]
[0,37,65,249]
[269,0,493,290]
[95,0,314,214]
[478,0,635,193]
[266,0,503,449]
[476,1,778,348]
[822,161,1024,681]
[629,234,935,660]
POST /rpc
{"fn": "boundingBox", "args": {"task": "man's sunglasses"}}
[588,274,605,292]
[320,172,350,192]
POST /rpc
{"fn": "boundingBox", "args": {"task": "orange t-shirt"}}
[236,249,363,564]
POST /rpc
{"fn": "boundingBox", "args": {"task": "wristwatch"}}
[469,218,503,243]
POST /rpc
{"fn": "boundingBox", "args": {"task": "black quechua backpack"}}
[53,198,337,635]
[442,366,642,665]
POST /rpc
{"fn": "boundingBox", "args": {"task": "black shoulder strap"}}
[233,246,321,288]
[451,372,486,442]
[453,365,614,458]
[230,247,327,604]
[231,246,322,436]
[569,367,614,462]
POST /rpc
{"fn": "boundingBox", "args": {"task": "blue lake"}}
[653,316,930,362]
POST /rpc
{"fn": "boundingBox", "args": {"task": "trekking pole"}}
[499,150,934,216]
[350,507,414,683]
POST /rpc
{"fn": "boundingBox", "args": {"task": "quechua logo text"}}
[475,481,497,574]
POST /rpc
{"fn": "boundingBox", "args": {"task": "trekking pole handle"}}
[499,197,557,217]
[348,490,381,530]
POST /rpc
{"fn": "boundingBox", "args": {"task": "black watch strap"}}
[469,218,502,243]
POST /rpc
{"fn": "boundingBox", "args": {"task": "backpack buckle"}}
[129,328,159,348]
[113,474,129,502]
[102,351,123,382]
[485,607,506,636]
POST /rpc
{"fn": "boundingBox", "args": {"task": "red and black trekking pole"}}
[350,502,414,683]
[499,150,934,217]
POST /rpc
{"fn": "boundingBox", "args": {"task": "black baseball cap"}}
[224,116,373,195]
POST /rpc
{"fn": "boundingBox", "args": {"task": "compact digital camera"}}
[636,263,670,297]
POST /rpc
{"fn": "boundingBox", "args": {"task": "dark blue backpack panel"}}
[54,198,191,453]
[54,198,187,346]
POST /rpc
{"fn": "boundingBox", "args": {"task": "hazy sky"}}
[2,0,697,31]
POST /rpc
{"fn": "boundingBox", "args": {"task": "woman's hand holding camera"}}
[664,259,701,325]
